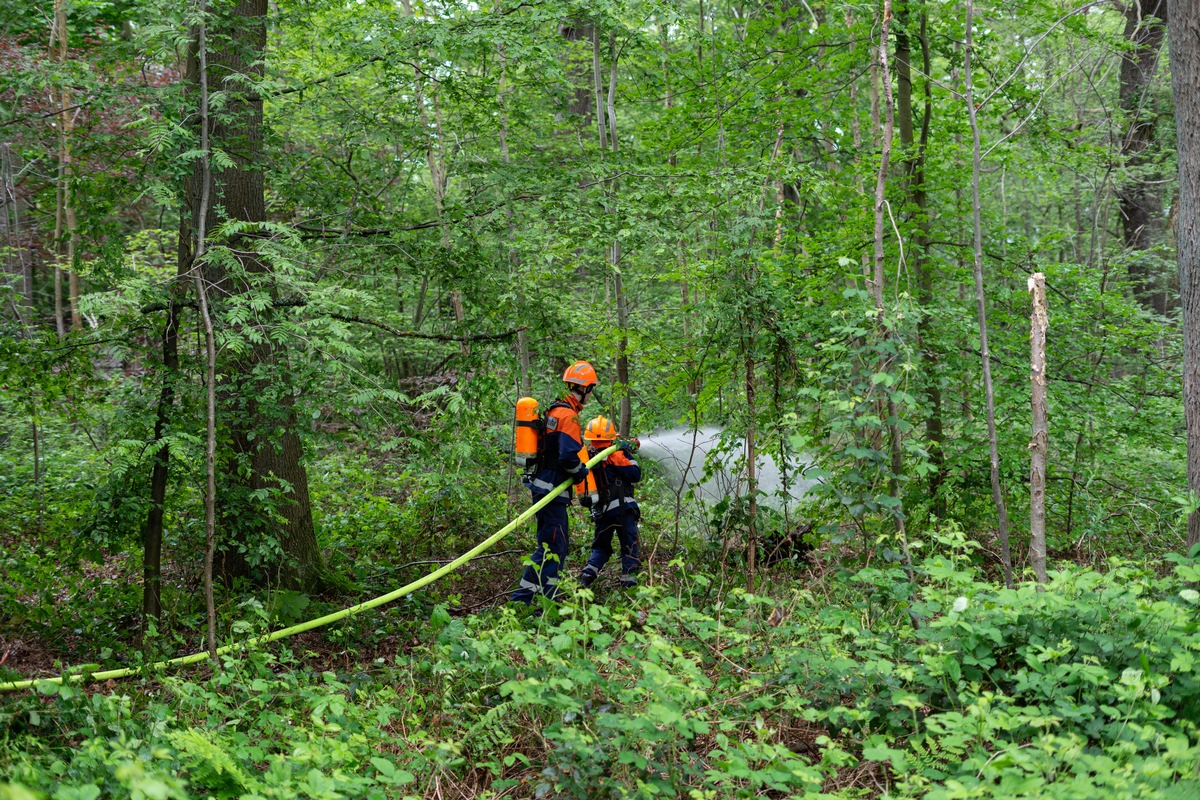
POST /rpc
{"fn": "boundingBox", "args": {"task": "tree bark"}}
[50,0,69,338]
[1029,273,1048,586]
[1,144,33,327]
[745,347,757,593]
[31,414,42,532]
[1167,0,1200,553]
[1118,0,1169,314]
[557,19,595,122]
[966,0,1014,587]
[872,0,917,616]
[895,0,944,513]
[497,41,531,396]
[606,31,631,435]
[142,297,180,623]
[194,0,218,658]
[591,27,607,150]
[180,0,322,591]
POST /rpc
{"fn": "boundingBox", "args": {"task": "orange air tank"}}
[514,397,540,467]
[574,446,599,507]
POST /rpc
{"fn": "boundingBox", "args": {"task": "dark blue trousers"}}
[511,500,569,604]
[580,510,640,587]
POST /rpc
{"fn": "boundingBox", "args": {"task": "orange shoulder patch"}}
[607,450,635,467]
[549,406,582,441]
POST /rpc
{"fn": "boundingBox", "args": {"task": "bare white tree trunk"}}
[965,0,1014,587]
[1029,273,1048,586]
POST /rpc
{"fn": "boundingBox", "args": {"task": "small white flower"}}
[952,597,969,613]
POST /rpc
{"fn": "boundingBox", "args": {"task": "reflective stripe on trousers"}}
[511,501,570,604]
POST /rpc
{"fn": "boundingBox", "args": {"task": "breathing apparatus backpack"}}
[513,396,599,506]
[513,397,542,468]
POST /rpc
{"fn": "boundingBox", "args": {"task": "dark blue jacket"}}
[527,395,588,504]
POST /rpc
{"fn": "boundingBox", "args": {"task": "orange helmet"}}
[584,415,618,443]
[563,360,599,389]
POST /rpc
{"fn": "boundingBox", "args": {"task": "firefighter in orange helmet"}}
[577,414,641,589]
[511,361,598,604]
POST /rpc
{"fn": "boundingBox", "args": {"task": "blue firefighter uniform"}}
[579,446,641,588]
[510,394,588,604]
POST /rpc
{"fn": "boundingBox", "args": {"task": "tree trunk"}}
[872,0,917,616]
[895,0,944,513]
[1,144,33,327]
[31,414,42,532]
[1167,0,1200,553]
[142,297,180,623]
[557,19,595,123]
[50,0,68,338]
[966,0,1014,587]
[745,347,757,593]
[497,44,532,396]
[194,0,218,657]
[608,32,631,435]
[180,0,322,590]
[591,27,607,150]
[1029,273,1048,586]
[1118,0,1169,314]
[594,27,631,434]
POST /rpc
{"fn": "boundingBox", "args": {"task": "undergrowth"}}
[2,531,1199,798]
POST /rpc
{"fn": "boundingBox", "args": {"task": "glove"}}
[619,436,640,455]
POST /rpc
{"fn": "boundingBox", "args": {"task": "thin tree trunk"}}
[497,45,531,396]
[51,0,80,333]
[1029,273,1048,586]
[450,288,468,355]
[412,275,428,326]
[1,144,33,327]
[66,179,79,331]
[966,0,1014,586]
[194,0,218,659]
[51,1,66,338]
[142,297,180,623]
[872,0,917,604]
[591,27,607,150]
[897,1,946,512]
[745,348,757,593]
[605,31,631,435]
[31,413,42,532]
[1167,0,1200,553]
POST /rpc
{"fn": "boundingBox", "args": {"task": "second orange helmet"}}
[583,415,618,443]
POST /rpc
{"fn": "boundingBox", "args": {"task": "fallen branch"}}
[328,313,526,342]
[140,299,523,343]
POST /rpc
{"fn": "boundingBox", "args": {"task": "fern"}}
[168,729,259,796]
[909,735,969,780]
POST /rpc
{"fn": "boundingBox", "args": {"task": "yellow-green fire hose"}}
[0,445,619,694]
